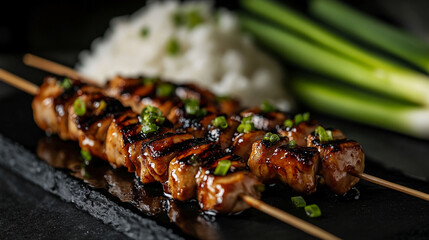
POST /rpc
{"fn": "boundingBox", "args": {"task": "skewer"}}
[21,54,429,203]
[0,68,340,240]
[23,54,99,86]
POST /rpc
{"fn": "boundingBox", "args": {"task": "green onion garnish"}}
[214,160,231,176]
[184,99,207,117]
[156,83,174,97]
[189,154,200,166]
[141,122,159,134]
[96,100,107,114]
[315,126,333,143]
[80,149,92,164]
[284,119,293,128]
[263,132,280,142]
[260,100,276,113]
[142,77,157,85]
[73,97,86,116]
[288,140,296,148]
[215,95,231,102]
[294,113,304,125]
[187,9,204,29]
[237,116,255,133]
[291,196,306,207]
[60,78,72,89]
[167,38,180,56]
[140,106,165,134]
[212,116,228,129]
[140,26,149,38]
[305,204,322,218]
[303,112,310,121]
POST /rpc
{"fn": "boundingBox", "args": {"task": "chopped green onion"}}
[212,116,228,129]
[291,196,306,207]
[184,99,207,117]
[96,100,107,114]
[80,149,92,163]
[156,83,174,97]
[303,112,310,121]
[167,38,180,56]
[305,204,322,218]
[237,116,255,133]
[326,130,333,140]
[294,113,303,125]
[172,11,184,26]
[140,26,149,38]
[260,100,276,113]
[315,126,332,143]
[288,140,296,148]
[187,9,204,29]
[73,97,86,116]
[142,123,159,134]
[215,95,231,102]
[60,78,72,89]
[214,160,231,176]
[284,119,293,128]
[263,132,280,142]
[142,77,157,85]
[254,184,266,192]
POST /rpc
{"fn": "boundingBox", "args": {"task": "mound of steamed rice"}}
[76,1,291,110]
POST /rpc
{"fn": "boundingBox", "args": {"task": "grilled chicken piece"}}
[278,120,319,146]
[168,142,220,201]
[167,103,218,138]
[67,86,127,160]
[143,132,195,182]
[248,137,289,182]
[232,130,266,159]
[32,77,83,139]
[207,116,240,150]
[196,155,262,213]
[308,133,365,195]
[241,108,287,131]
[105,76,179,115]
[268,145,320,194]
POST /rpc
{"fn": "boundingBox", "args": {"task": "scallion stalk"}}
[310,0,429,72]
[292,75,429,139]
[240,16,429,106]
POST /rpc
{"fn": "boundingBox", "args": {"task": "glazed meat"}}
[278,119,319,146]
[232,130,266,159]
[241,107,287,131]
[207,115,240,150]
[196,155,262,213]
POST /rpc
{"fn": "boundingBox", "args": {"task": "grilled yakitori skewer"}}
[21,54,429,203]
[0,69,341,240]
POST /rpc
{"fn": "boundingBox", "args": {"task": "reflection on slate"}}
[37,137,220,240]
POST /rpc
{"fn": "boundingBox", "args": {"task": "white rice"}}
[76,1,291,110]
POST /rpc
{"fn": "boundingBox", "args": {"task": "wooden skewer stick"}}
[0,69,341,240]
[241,195,340,240]
[0,69,39,95]
[351,172,429,201]
[23,54,99,86]
[21,54,429,203]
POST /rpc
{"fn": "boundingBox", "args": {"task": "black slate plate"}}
[0,55,429,239]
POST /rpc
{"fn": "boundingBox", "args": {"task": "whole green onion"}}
[214,160,231,176]
[293,75,429,139]
[305,204,322,218]
[240,16,429,106]
[73,97,86,116]
[310,0,429,72]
